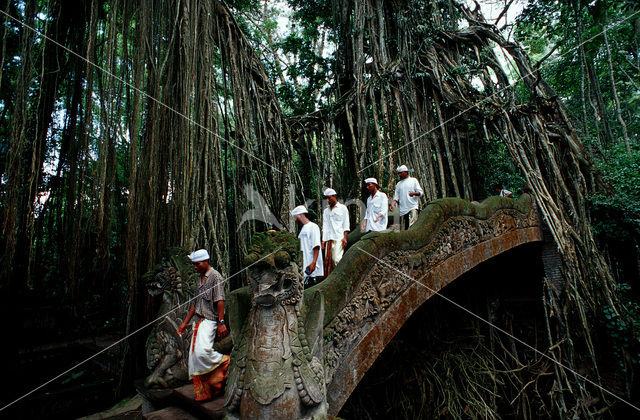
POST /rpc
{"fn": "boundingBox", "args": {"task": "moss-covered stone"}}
[308,194,534,326]
[244,230,301,267]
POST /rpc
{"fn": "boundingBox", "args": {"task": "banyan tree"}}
[0,0,637,416]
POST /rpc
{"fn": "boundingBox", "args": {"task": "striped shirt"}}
[194,267,225,320]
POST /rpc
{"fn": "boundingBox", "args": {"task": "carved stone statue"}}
[224,231,327,420]
[144,248,197,389]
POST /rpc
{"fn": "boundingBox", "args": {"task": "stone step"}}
[143,406,199,420]
[172,384,225,419]
[140,383,225,419]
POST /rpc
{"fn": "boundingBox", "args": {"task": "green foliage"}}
[275,28,332,114]
[589,145,640,240]
[227,0,261,11]
[469,133,527,199]
[516,0,640,146]
[602,283,640,371]
[287,0,333,30]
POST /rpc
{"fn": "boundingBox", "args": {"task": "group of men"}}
[175,164,423,401]
[291,164,423,286]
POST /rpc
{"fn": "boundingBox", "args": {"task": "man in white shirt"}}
[361,178,388,232]
[291,205,324,288]
[321,188,350,276]
[390,165,424,230]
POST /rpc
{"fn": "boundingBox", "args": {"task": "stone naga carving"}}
[224,231,327,420]
[144,248,197,389]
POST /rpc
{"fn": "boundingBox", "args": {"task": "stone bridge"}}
[227,194,543,418]
[318,194,541,415]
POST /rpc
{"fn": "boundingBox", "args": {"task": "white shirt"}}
[322,202,350,241]
[298,222,324,277]
[364,190,389,232]
[393,176,424,216]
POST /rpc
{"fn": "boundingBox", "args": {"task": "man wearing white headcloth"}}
[361,178,388,232]
[291,205,324,287]
[177,249,229,401]
[321,188,350,276]
[390,164,424,230]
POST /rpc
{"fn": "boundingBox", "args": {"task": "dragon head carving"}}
[243,231,303,308]
[225,231,328,419]
[143,248,197,389]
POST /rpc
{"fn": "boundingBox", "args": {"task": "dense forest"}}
[0,0,639,417]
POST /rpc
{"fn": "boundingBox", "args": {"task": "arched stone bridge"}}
[226,194,543,418]
[316,195,542,415]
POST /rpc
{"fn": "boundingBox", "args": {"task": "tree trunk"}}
[602,10,631,153]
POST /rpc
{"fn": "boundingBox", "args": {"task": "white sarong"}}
[330,239,344,265]
[189,318,224,378]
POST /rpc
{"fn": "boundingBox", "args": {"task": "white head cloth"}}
[396,164,409,173]
[364,177,378,185]
[323,188,337,196]
[291,205,308,216]
[189,249,210,262]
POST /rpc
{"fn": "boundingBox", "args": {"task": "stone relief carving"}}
[323,205,539,384]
